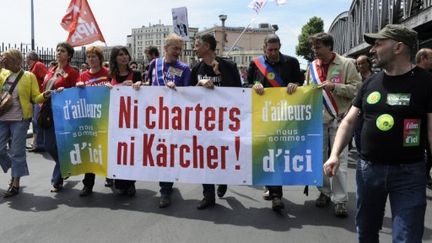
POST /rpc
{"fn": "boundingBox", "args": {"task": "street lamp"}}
[218,14,227,55]
[31,0,35,50]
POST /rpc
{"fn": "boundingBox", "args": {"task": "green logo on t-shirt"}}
[367,91,381,104]
[387,93,411,106]
[376,114,394,131]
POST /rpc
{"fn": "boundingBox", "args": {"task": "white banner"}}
[108,86,252,185]
[172,7,190,41]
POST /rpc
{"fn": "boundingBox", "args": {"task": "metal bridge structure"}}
[328,0,432,57]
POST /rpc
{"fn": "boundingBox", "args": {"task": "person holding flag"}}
[247,34,303,212]
[305,32,361,217]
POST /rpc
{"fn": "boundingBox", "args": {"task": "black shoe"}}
[4,186,19,198]
[105,178,113,187]
[127,184,136,197]
[159,195,171,208]
[271,197,285,211]
[217,185,227,198]
[28,147,45,153]
[79,186,93,197]
[197,197,216,210]
[315,193,331,208]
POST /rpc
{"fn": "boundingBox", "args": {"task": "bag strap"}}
[3,70,24,94]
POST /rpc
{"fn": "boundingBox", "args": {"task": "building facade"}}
[197,23,275,67]
[127,23,198,66]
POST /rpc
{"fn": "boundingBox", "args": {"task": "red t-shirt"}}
[79,67,110,86]
[30,61,48,92]
[43,64,79,90]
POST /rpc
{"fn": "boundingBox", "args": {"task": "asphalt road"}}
[0,145,431,243]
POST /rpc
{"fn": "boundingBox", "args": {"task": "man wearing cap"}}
[324,24,431,242]
[305,32,361,217]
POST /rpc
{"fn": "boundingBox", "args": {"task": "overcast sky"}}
[1,0,351,68]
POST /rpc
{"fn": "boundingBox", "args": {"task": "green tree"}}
[296,17,324,62]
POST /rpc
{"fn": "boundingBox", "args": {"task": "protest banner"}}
[52,86,110,177]
[53,86,323,185]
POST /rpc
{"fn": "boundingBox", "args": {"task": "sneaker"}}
[197,197,216,210]
[271,197,285,211]
[159,195,171,208]
[263,189,271,201]
[334,203,348,217]
[79,186,93,197]
[315,193,331,208]
[217,185,227,198]
[4,186,19,198]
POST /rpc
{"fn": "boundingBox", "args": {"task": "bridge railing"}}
[329,0,432,56]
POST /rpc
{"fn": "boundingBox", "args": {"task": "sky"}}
[0,0,352,68]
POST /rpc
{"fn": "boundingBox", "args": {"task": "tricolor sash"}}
[309,61,339,118]
[253,56,284,87]
[155,57,165,86]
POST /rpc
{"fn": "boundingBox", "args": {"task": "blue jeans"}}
[32,104,45,149]
[356,159,426,243]
[43,126,62,186]
[0,120,30,177]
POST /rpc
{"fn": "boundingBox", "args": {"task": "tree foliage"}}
[295,17,324,62]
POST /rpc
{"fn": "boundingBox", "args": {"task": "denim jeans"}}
[356,159,426,243]
[43,125,62,186]
[32,104,45,149]
[0,120,30,177]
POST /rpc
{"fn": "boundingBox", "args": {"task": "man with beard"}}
[324,24,431,242]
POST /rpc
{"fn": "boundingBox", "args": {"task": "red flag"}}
[60,0,106,47]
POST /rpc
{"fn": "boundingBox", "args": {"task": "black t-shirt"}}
[115,70,142,83]
[190,57,242,87]
[353,67,432,164]
[192,62,222,86]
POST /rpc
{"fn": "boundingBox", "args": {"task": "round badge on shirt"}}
[367,91,381,104]
[267,72,275,80]
[376,114,394,131]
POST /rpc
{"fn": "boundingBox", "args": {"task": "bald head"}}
[415,48,432,71]
[356,55,372,79]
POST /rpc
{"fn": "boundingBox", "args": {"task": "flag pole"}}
[225,18,256,57]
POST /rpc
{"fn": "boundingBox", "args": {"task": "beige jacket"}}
[305,53,361,123]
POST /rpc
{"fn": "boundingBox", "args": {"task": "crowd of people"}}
[1,24,432,242]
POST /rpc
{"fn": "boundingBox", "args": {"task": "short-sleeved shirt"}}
[353,67,432,164]
[190,57,242,87]
[110,70,141,86]
[79,68,110,86]
[147,58,191,87]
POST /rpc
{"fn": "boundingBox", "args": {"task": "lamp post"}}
[31,0,35,50]
[218,14,227,56]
